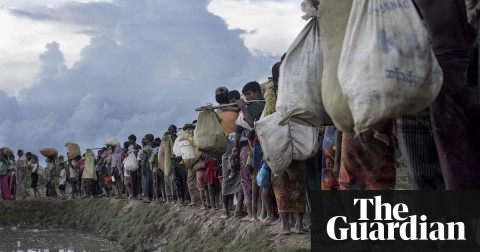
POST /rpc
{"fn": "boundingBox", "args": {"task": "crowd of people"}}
[0,0,479,239]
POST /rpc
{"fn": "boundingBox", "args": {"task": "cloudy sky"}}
[0,0,306,160]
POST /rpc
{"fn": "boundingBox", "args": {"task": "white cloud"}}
[207,0,306,55]
[0,0,283,160]
[0,7,90,95]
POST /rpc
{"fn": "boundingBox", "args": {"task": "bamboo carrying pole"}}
[194,100,265,111]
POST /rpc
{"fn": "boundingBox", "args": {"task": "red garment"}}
[205,157,219,185]
[0,175,10,200]
[78,159,85,174]
[253,135,260,146]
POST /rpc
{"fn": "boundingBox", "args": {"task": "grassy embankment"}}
[4,155,408,252]
[0,198,309,252]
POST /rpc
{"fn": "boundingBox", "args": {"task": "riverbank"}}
[0,198,310,252]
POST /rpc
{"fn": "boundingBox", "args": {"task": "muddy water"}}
[0,228,123,251]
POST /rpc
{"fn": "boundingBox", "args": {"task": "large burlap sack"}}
[82,149,97,180]
[65,142,81,160]
[338,0,443,134]
[276,17,332,127]
[290,123,321,161]
[319,0,355,133]
[105,138,119,147]
[255,112,292,176]
[235,112,253,131]
[40,148,58,159]
[1,147,13,156]
[194,110,227,157]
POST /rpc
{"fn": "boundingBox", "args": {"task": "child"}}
[205,156,220,210]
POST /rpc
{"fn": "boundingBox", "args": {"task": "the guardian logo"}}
[326,196,466,241]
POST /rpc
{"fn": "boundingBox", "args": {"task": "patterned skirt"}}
[338,121,396,190]
[240,145,252,204]
[321,126,339,190]
[272,161,306,213]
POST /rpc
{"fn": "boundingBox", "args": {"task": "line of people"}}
[1,2,479,241]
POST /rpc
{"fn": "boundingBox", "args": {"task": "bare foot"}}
[294,223,304,234]
[261,217,275,225]
[293,229,304,234]
[240,216,251,222]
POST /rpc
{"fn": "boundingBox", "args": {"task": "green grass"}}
[395,156,410,190]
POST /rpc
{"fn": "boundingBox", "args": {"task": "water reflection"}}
[0,228,123,252]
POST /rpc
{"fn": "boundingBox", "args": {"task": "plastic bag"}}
[194,109,227,157]
[124,152,138,172]
[173,138,182,158]
[319,0,355,133]
[256,161,271,188]
[338,0,443,134]
[179,140,198,160]
[276,17,332,127]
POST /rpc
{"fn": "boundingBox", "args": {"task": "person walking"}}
[16,150,28,199]
[0,153,11,200]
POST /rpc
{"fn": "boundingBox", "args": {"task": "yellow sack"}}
[65,142,81,160]
[319,0,355,133]
[40,148,58,159]
[194,109,227,158]
[1,147,13,156]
